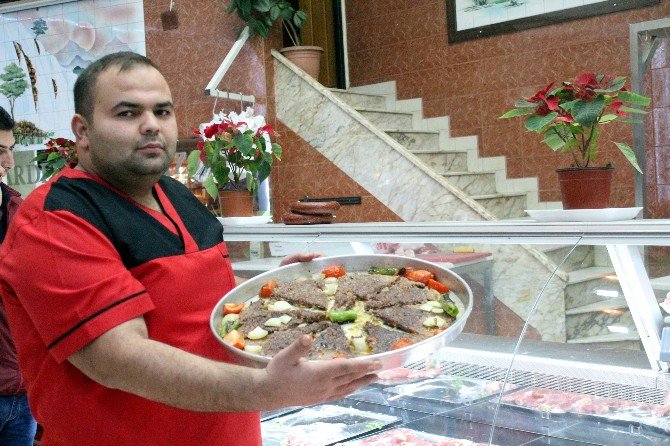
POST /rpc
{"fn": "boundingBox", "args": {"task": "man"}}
[0,52,380,445]
[0,106,36,446]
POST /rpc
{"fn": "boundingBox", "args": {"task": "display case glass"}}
[219,220,670,446]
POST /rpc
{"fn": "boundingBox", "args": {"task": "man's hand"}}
[279,252,323,267]
[256,335,381,410]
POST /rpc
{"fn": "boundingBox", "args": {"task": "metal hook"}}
[212,94,220,118]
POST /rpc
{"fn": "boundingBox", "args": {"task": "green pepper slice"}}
[328,310,358,323]
[367,266,400,276]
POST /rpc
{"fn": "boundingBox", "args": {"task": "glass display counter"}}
[220,219,670,445]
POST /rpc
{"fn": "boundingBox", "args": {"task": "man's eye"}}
[118,110,135,117]
[156,109,171,116]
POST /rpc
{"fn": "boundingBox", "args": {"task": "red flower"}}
[55,137,69,146]
[256,124,276,137]
[529,83,559,116]
[203,124,219,139]
[196,140,205,150]
[610,101,626,117]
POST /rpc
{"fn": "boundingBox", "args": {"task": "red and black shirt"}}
[0,168,260,445]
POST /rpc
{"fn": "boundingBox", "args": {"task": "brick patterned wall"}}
[345,0,670,206]
[650,39,670,218]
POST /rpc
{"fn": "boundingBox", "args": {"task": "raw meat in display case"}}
[502,387,670,434]
[260,404,399,446]
[383,375,514,405]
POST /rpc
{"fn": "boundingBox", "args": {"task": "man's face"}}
[72,64,178,187]
[0,129,16,181]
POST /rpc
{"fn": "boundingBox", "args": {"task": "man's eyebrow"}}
[111,100,174,110]
[0,143,14,150]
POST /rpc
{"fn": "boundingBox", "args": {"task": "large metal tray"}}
[210,254,473,370]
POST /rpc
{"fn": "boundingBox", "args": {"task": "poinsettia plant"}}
[187,107,282,199]
[32,137,78,181]
[500,73,651,173]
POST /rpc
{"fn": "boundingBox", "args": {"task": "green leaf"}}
[238,0,251,18]
[204,176,218,199]
[618,91,651,107]
[587,126,599,163]
[614,142,643,174]
[233,133,254,155]
[270,4,280,20]
[594,76,626,93]
[562,138,580,153]
[572,96,605,127]
[252,0,271,12]
[257,160,271,184]
[525,112,557,132]
[213,163,231,187]
[271,142,282,160]
[226,0,238,13]
[46,151,60,161]
[514,99,536,108]
[599,114,617,124]
[618,105,648,115]
[295,10,307,21]
[187,150,202,175]
[499,108,535,119]
[559,99,579,112]
[542,131,565,151]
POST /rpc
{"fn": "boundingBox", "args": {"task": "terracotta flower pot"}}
[279,46,324,80]
[556,166,614,209]
[218,189,253,217]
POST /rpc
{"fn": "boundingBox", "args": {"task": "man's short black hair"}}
[0,106,14,131]
[73,51,162,123]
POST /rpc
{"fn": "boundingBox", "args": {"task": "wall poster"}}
[447,0,660,43]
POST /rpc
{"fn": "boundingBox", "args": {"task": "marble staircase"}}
[331,85,539,219]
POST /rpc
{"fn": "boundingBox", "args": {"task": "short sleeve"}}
[0,209,155,363]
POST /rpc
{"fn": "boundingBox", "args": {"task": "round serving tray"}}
[210,254,473,370]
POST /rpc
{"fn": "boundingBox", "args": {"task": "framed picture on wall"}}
[447,0,660,43]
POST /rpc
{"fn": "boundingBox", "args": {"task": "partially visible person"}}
[0,105,36,446]
[0,52,379,445]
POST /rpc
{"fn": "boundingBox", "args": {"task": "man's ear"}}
[71,114,90,152]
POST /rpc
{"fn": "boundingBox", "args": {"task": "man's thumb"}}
[280,334,312,365]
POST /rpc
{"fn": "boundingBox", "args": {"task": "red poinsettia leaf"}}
[203,124,219,139]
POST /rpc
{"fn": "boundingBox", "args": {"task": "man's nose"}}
[140,112,160,134]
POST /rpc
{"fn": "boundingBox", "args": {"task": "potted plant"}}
[187,107,282,217]
[32,137,78,181]
[500,73,651,209]
[226,0,323,79]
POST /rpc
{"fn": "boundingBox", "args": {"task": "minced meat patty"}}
[273,279,328,310]
[364,322,420,354]
[308,325,353,360]
[288,308,327,323]
[332,289,356,310]
[365,284,436,309]
[337,274,398,299]
[373,306,432,335]
[261,321,331,356]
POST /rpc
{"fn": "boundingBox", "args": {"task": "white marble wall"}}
[273,52,568,342]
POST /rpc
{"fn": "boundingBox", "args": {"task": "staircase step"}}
[472,193,527,219]
[330,89,387,110]
[565,297,628,315]
[565,267,619,310]
[387,130,440,151]
[442,171,497,195]
[567,332,640,344]
[358,109,414,129]
[533,245,595,272]
[412,150,468,172]
[566,307,635,341]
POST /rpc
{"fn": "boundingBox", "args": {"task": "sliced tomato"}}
[391,338,414,350]
[405,269,434,285]
[223,329,245,349]
[322,264,346,278]
[332,353,349,359]
[427,279,449,294]
[433,328,446,336]
[223,303,244,315]
[259,279,278,298]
